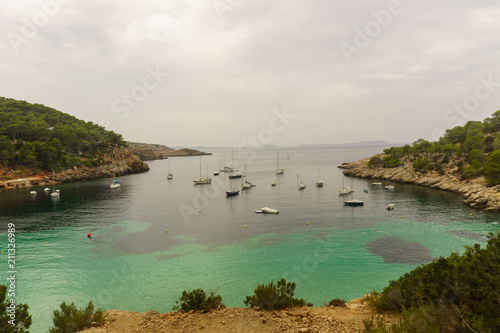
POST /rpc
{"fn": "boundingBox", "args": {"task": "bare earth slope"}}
[80,298,396,333]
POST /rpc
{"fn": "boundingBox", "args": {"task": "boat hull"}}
[226,190,240,197]
[344,200,364,206]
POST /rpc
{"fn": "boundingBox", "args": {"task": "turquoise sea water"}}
[1,147,499,332]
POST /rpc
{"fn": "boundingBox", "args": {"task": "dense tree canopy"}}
[0,97,126,172]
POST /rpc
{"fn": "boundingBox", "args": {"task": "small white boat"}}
[167,158,173,179]
[110,180,121,189]
[30,191,37,196]
[50,173,60,196]
[242,181,252,189]
[386,203,395,210]
[226,188,239,197]
[316,181,324,187]
[213,170,220,176]
[385,185,395,190]
[276,150,284,174]
[344,199,363,206]
[194,156,211,185]
[271,181,277,187]
[193,178,211,185]
[298,175,306,190]
[241,164,253,189]
[339,175,354,195]
[343,178,363,206]
[338,187,353,195]
[44,187,50,193]
[261,207,279,214]
[372,182,382,186]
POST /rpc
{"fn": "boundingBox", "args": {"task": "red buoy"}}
[87,233,91,238]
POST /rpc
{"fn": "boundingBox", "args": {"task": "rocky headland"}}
[128,143,211,160]
[340,156,500,213]
[0,146,149,190]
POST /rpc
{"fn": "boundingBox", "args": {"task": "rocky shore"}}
[0,147,149,190]
[81,297,394,333]
[128,143,211,160]
[340,157,500,213]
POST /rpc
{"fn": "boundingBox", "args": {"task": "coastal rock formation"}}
[52,147,149,183]
[0,147,149,189]
[340,157,500,213]
[128,143,211,160]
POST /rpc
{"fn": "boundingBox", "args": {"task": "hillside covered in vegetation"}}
[341,111,500,212]
[366,111,500,185]
[0,96,126,174]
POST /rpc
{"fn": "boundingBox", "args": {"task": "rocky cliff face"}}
[54,147,149,183]
[0,147,149,189]
[340,157,500,213]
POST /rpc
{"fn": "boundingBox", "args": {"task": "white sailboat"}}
[316,169,324,187]
[241,164,253,189]
[228,149,242,179]
[338,175,353,195]
[226,162,240,197]
[219,149,233,173]
[344,178,363,206]
[276,150,284,174]
[109,151,121,189]
[167,158,173,180]
[298,175,306,190]
[193,156,211,184]
[50,173,60,197]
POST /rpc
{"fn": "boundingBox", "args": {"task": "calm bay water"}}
[1,146,499,332]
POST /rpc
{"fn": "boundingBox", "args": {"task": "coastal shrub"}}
[485,150,500,185]
[244,278,307,310]
[363,303,455,333]
[368,156,383,168]
[0,284,32,333]
[434,162,445,175]
[366,233,500,332]
[173,289,224,312]
[411,157,430,172]
[324,298,346,307]
[49,301,106,333]
[382,156,402,168]
[461,165,475,179]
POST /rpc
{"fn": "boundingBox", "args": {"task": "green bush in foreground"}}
[49,301,106,333]
[244,278,308,310]
[0,285,31,333]
[173,289,225,312]
[365,232,500,332]
[324,298,347,308]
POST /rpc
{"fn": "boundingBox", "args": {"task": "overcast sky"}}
[2,0,500,147]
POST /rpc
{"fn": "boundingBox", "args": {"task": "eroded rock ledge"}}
[340,157,500,213]
[0,147,149,189]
